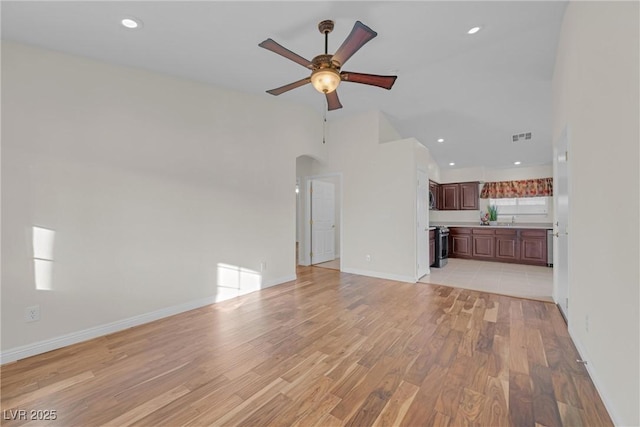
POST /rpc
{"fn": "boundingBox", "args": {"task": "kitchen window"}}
[488,196,549,215]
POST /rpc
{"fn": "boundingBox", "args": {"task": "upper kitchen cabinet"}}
[439,181,480,211]
[459,182,479,210]
[441,183,459,210]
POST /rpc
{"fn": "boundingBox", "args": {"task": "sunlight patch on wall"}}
[33,226,55,290]
[216,263,262,303]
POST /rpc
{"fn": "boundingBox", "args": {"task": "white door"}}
[310,180,336,264]
[417,170,429,279]
[554,129,570,318]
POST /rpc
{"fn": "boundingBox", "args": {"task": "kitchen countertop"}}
[430,222,553,230]
[429,226,436,231]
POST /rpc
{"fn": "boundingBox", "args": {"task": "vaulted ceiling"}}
[1,1,567,169]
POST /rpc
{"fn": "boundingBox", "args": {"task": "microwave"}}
[429,189,436,210]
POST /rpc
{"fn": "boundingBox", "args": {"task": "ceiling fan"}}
[259,20,397,111]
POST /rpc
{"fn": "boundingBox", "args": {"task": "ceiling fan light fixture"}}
[311,68,341,94]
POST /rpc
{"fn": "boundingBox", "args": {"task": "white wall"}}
[1,42,324,361]
[314,111,418,282]
[430,165,554,224]
[552,3,639,425]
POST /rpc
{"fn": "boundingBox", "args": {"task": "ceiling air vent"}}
[512,132,532,143]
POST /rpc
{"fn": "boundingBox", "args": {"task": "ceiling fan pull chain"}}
[322,105,327,144]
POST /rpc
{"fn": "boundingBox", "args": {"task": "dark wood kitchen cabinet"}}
[441,184,459,210]
[495,229,519,261]
[429,229,436,266]
[449,227,472,258]
[438,182,479,211]
[520,230,547,264]
[472,229,495,259]
[449,227,549,266]
[459,182,479,210]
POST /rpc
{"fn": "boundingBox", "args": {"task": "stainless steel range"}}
[433,226,449,268]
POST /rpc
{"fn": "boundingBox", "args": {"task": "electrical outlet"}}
[585,314,589,333]
[260,261,266,272]
[365,254,371,262]
[25,305,40,322]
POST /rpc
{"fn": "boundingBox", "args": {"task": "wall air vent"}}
[512,132,532,142]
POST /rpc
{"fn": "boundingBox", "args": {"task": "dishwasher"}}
[547,229,553,267]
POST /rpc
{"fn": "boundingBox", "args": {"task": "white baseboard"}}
[0,275,296,365]
[263,275,296,288]
[341,267,416,284]
[568,324,622,426]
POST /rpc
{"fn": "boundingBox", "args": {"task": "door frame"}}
[553,125,570,319]
[416,169,430,280]
[300,172,343,268]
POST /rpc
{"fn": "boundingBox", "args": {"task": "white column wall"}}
[316,112,418,282]
[552,3,639,425]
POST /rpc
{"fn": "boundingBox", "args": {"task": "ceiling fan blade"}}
[259,38,313,69]
[266,77,311,96]
[326,90,343,111]
[341,72,397,90]
[332,21,377,67]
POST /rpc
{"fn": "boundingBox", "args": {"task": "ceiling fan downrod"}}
[318,20,334,55]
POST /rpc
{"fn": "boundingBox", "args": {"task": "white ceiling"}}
[1,1,567,169]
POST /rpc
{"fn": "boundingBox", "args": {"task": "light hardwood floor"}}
[1,267,612,426]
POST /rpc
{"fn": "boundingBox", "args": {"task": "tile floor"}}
[310,257,553,302]
[419,257,553,302]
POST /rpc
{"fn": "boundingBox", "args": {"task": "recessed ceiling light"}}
[437,138,444,143]
[467,26,481,35]
[514,161,521,165]
[449,162,455,166]
[121,17,142,29]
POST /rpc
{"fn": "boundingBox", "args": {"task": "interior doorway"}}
[295,156,342,270]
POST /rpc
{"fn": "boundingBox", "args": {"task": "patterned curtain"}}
[480,177,553,198]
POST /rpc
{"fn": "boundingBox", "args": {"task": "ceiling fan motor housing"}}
[318,20,335,34]
[312,54,340,71]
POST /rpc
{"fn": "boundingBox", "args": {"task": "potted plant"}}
[488,204,499,226]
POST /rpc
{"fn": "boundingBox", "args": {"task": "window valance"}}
[480,177,553,199]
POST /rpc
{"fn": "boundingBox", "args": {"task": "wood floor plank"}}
[530,363,563,427]
[509,371,535,427]
[556,401,585,427]
[0,266,613,427]
[400,363,449,426]
[452,387,486,426]
[481,376,510,427]
[371,380,419,427]
[573,375,614,427]
[106,385,190,426]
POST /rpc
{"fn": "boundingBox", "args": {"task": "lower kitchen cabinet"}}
[450,228,472,258]
[495,229,519,261]
[449,227,548,266]
[472,230,495,259]
[429,230,436,266]
[520,230,547,264]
